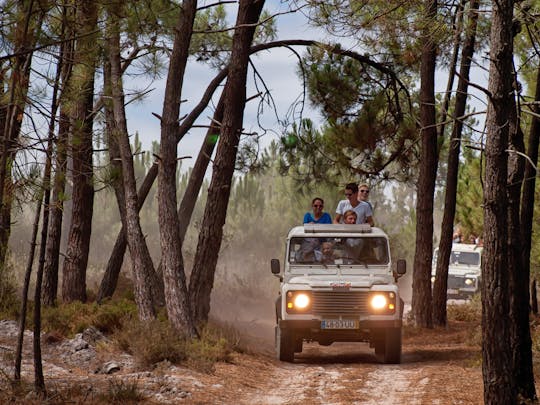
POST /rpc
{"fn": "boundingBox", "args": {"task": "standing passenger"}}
[303,197,332,224]
[358,183,373,211]
[334,183,374,226]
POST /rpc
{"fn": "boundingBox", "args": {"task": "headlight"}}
[286,291,312,313]
[431,276,436,283]
[369,292,396,314]
[371,294,387,309]
[465,278,475,286]
[294,293,310,308]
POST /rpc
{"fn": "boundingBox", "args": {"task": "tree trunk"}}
[0,0,40,268]
[158,0,198,336]
[61,0,98,303]
[98,64,228,302]
[411,0,438,328]
[178,96,224,243]
[532,280,538,315]
[516,42,540,402]
[107,2,157,319]
[481,0,516,402]
[189,0,265,325]
[436,0,465,140]
[14,197,42,382]
[43,5,74,306]
[433,0,480,326]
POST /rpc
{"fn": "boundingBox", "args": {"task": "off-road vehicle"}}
[432,243,483,299]
[270,223,406,363]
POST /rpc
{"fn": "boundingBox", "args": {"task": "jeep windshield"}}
[288,236,389,265]
[433,249,481,266]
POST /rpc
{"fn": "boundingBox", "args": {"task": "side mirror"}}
[270,258,281,275]
[396,259,406,276]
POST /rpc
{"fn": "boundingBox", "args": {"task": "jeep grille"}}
[311,291,369,316]
[448,275,478,289]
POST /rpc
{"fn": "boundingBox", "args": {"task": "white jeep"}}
[432,243,483,299]
[270,224,406,363]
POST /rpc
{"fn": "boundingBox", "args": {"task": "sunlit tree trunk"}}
[481,0,516,402]
[189,0,266,325]
[61,0,98,303]
[158,0,198,336]
[106,1,156,319]
[411,0,438,328]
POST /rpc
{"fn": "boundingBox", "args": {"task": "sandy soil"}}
[0,316,488,404]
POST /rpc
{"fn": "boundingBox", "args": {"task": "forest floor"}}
[0,311,512,404]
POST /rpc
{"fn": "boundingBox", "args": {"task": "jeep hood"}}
[287,275,389,288]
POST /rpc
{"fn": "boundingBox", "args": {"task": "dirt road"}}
[0,319,485,404]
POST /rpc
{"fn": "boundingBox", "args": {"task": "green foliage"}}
[40,299,137,337]
[455,147,484,238]
[285,44,419,183]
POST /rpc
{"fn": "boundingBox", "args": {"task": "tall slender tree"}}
[61,0,98,303]
[481,0,516,402]
[189,0,266,325]
[42,4,74,306]
[411,0,438,328]
[106,0,157,319]
[516,64,540,402]
[433,0,480,326]
[158,0,199,335]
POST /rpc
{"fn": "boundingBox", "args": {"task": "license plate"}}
[447,288,459,295]
[321,319,359,329]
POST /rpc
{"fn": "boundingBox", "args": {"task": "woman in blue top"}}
[303,197,332,224]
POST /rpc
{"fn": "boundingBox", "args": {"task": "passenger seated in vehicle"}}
[315,241,336,264]
[296,238,320,263]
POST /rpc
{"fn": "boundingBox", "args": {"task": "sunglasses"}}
[360,190,369,194]
[313,204,323,208]
[345,193,354,197]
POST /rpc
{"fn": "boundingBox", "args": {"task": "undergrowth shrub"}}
[447,295,482,322]
[0,260,19,319]
[40,299,137,337]
[97,378,145,404]
[114,318,234,372]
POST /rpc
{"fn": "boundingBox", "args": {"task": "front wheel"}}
[374,328,402,364]
[275,326,295,362]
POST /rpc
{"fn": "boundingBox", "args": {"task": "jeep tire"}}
[275,326,295,362]
[374,328,402,364]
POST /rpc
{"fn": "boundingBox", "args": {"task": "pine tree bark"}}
[61,0,98,303]
[411,0,438,328]
[107,2,156,319]
[481,0,516,402]
[158,0,198,336]
[177,96,224,243]
[97,65,228,302]
[42,5,74,306]
[432,0,480,326]
[189,0,266,325]
[515,44,540,403]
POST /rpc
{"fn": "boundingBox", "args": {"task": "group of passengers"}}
[303,182,374,226]
[297,183,375,265]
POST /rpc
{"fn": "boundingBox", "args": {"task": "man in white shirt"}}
[334,183,374,226]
